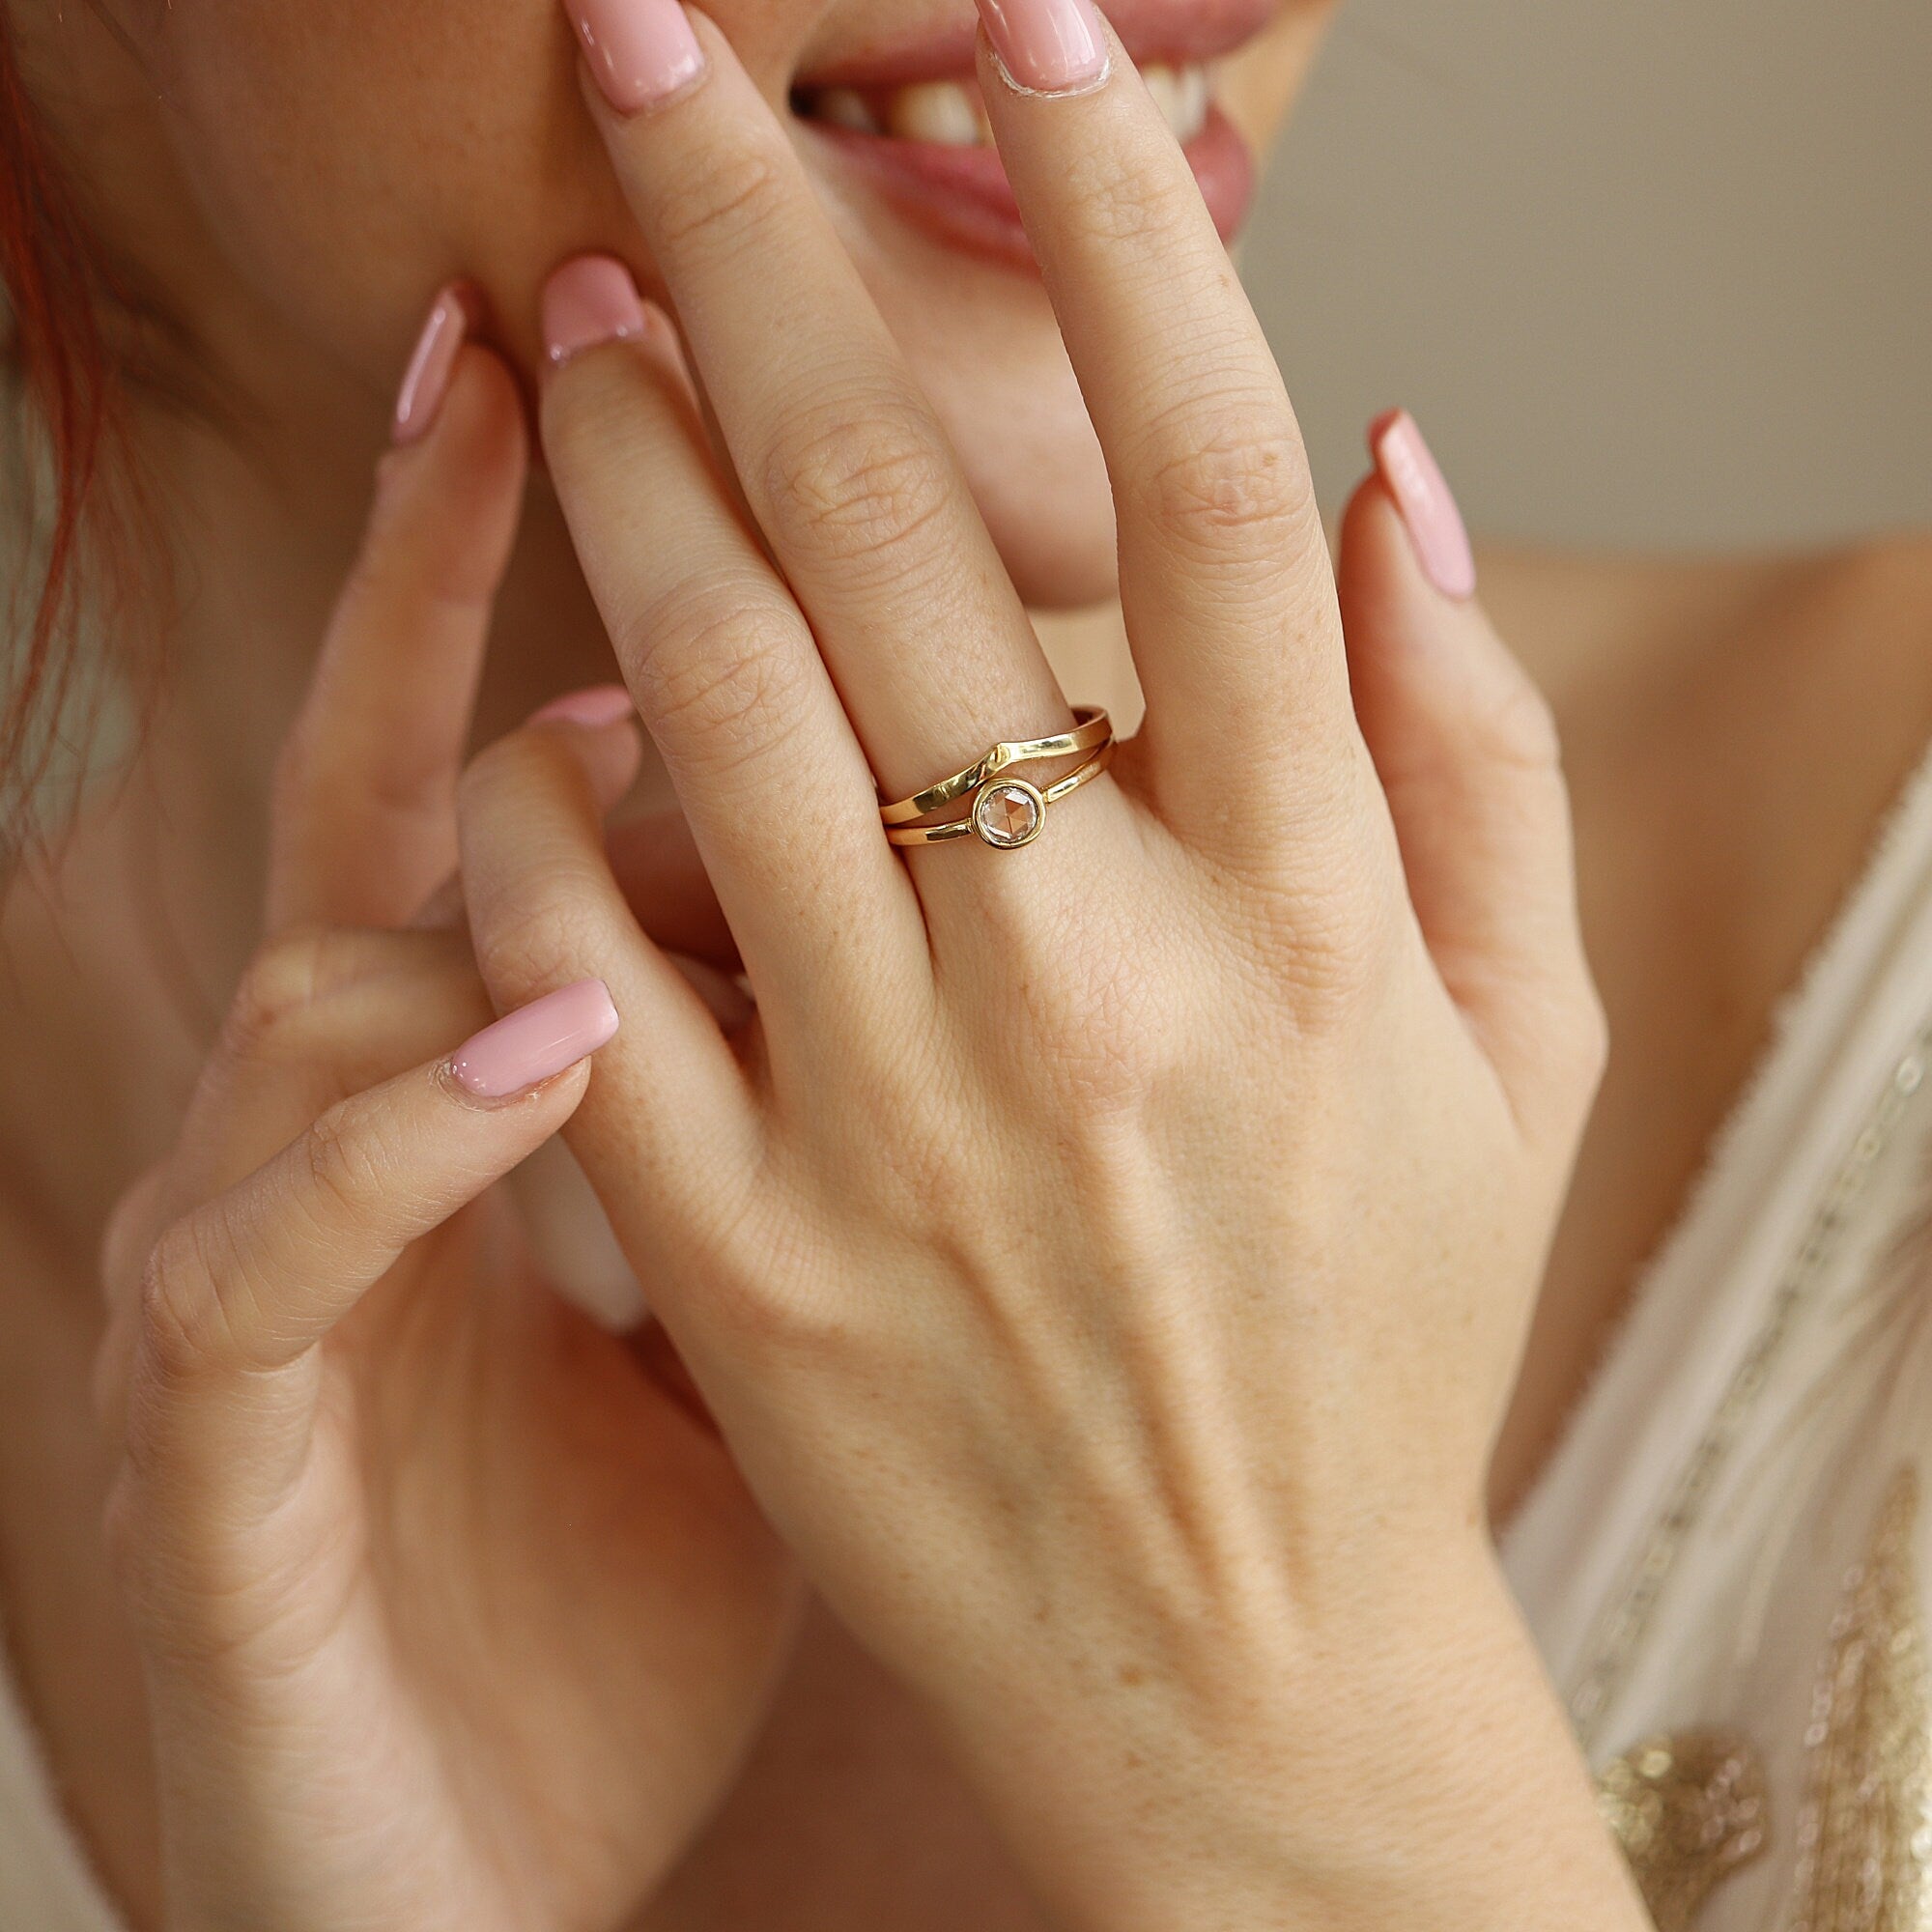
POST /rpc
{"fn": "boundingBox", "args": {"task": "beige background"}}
[1243,0,1932,551]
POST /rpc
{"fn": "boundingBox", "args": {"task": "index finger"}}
[125,985,614,1509]
[267,297,529,933]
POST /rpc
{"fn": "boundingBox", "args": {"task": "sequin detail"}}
[1597,1731,1768,1930]
[1789,1464,1932,1932]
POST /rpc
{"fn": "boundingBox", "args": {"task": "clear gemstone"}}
[975,781,1043,848]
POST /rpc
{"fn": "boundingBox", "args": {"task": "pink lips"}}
[806,106,1256,272]
[798,0,1280,88]
[793,0,1276,271]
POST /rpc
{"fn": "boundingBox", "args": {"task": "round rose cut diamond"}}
[973,779,1046,849]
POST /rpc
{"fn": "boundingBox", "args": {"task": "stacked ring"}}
[880,707,1116,850]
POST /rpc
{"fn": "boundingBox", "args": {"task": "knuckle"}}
[761,403,955,577]
[220,923,373,1066]
[625,582,811,782]
[1225,787,1407,1021]
[222,927,338,1060]
[298,1098,372,1227]
[1012,948,1169,1118]
[972,893,1187,1121]
[675,1193,847,1361]
[1133,400,1319,566]
[701,1261,845,1362]
[1262,868,1406,1030]
[651,140,790,256]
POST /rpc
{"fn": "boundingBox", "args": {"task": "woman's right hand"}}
[94,334,797,1932]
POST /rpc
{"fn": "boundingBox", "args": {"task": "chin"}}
[964,412,1120,612]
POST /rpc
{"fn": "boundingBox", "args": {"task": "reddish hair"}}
[1,14,134,846]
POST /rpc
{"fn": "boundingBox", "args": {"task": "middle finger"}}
[558,1,1074,804]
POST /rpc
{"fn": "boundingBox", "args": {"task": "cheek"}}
[138,0,803,399]
[144,0,595,376]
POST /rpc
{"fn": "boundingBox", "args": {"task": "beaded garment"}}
[1511,742,1932,1930]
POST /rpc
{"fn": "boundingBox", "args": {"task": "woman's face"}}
[72,0,1333,605]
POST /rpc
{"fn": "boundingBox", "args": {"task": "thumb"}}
[1340,411,1605,1135]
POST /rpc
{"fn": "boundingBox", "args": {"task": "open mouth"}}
[799,64,1213,149]
[790,5,1274,270]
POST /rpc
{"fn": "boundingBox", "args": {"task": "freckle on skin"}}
[1118,1662,1147,1687]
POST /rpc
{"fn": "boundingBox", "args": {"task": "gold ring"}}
[879,707,1114,829]
[884,736,1116,849]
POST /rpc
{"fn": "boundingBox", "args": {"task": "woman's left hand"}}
[458,4,1643,1926]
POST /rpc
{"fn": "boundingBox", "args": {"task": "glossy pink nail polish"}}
[449,980,621,1099]
[543,255,649,370]
[560,0,705,114]
[531,685,637,728]
[976,0,1110,94]
[1370,409,1478,602]
[393,285,469,445]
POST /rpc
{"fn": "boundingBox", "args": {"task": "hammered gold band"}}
[879,706,1115,851]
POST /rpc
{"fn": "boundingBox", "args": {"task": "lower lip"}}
[802,104,1257,273]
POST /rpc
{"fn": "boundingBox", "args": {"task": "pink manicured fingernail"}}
[561,0,705,114]
[449,980,621,1099]
[543,255,649,369]
[531,684,637,728]
[393,285,469,445]
[977,0,1110,93]
[1369,410,1478,602]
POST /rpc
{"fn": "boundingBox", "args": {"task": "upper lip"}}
[794,0,1281,88]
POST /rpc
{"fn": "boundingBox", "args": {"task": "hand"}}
[96,344,796,1932]
[457,5,1643,1927]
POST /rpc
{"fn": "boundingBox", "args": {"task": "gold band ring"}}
[878,707,1114,829]
[884,737,1117,849]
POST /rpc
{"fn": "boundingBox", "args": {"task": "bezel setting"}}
[972,778,1047,849]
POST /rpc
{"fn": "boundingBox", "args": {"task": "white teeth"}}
[884,79,985,148]
[807,65,1208,147]
[1143,63,1210,143]
[1143,65,1179,128]
[815,86,882,134]
[1174,65,1210,142]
